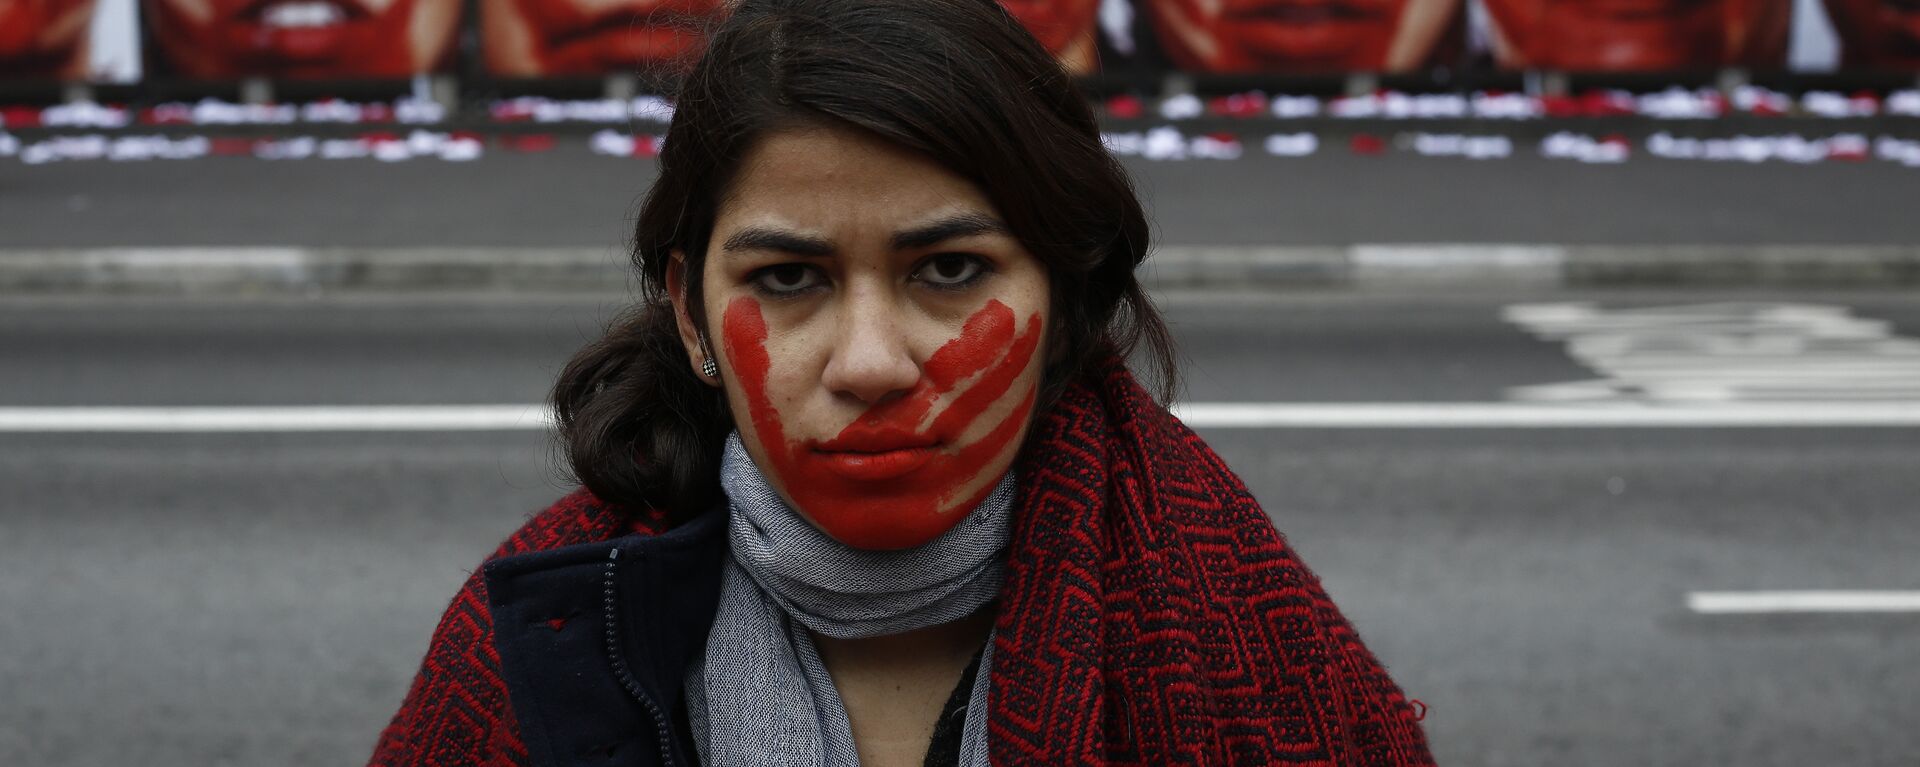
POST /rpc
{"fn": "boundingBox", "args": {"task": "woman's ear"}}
[665,250,724,388]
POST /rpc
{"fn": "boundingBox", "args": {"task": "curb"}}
[2,244,1917,295]
[1142,244,1920,289]
[0,247,635,294]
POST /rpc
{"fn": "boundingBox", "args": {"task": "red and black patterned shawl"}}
[369,358,1434,766]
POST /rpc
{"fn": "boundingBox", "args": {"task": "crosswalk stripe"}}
[1687,591,1920,614]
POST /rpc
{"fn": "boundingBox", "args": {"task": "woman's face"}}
[1481,0,1787,71]
[675,126,1052,551]
[144,0,460,77]
[0,0,95,79]
[480,0,722,76]
[1145,0,1461,73]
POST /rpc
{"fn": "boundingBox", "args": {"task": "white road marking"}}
[1687,591,1920,614]
[2,402,1920,432]
[0,405,553,432]
[1505,301,1920,403]
[1171,402,1920,427]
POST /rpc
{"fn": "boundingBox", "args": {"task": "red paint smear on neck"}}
[722,297,1042,549]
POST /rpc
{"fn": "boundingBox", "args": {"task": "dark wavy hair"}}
[550,0,1177,517]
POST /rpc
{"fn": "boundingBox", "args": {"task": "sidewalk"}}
[3,244,1915,294]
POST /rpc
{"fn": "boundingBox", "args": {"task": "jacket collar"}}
[483,508,727,767]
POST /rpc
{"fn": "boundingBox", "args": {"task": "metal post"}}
[605,73,638,102]
[240,77,273,105]
[1344,72,1380,98]
[61,81,94,104]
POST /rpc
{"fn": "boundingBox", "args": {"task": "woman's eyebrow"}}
[719,212,1008,257]
[890,212,1009,251]
[721,228,836,257]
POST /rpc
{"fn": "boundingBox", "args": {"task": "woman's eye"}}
[751,264,825,295]
[915,254,987,288]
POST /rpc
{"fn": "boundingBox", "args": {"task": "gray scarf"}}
[685,431,1011,766]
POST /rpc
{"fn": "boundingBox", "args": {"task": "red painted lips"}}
[812,425,940,482]
[812,446,938,482]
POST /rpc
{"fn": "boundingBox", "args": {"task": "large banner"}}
[1,0,1917,83]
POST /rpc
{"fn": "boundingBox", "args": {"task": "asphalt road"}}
[5,141,1920,249]
[2,290,1917,766]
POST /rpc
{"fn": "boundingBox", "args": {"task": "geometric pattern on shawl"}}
[988,356,1433,765]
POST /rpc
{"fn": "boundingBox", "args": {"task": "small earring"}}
[698,336,719,379]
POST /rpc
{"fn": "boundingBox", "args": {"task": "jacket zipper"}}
[602,547,677,767]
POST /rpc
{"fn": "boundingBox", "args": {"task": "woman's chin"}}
[789,493,980,551]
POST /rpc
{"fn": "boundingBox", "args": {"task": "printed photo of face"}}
[0,0,94,80]
[481,0,723,77]
[1144,0,1462,73]
[1480,0,1790,71]
[1820,0,1920,70]
[672,125,1052,551]
[998,0,1102,74]
[143,0,459,78]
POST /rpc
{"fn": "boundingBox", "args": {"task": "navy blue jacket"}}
[482,509,728,767]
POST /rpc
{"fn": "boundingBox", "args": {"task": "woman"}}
[369,0,1433,765]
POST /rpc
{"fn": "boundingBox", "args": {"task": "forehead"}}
[716,126,1000,234]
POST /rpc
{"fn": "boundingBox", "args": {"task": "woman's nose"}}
[819,295,921,405]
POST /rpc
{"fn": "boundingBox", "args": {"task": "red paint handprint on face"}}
[723,297,1043,550]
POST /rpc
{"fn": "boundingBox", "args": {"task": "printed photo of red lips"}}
[996,0,1102,74]
[1821,0,1920,70]
[481,0,722,77]
[724,296,1045,551]
[143,0,460,78]
[0,0,95,80]
[1144,0,1461,73]
[1479,0,1789,71]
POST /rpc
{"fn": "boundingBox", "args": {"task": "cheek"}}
[719,296,782,449]
[942,313,1047,444]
